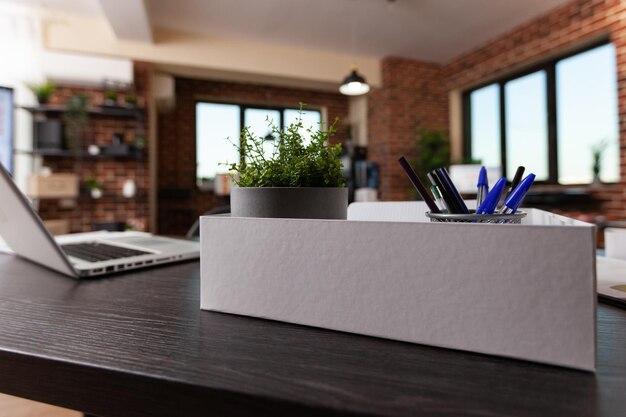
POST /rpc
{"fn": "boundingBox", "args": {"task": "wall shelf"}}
[16,104,144,119]
[14,149,145,161]
[80,193,148,203]
[30,193,147,202]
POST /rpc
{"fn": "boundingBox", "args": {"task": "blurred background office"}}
[0,0,624,243]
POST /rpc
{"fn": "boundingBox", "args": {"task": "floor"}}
[0,393,80,417]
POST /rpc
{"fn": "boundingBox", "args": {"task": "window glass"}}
[196,103,240,180]
[469,84,501,168]
[284,109,322,145]
[196,104,324,187]
[504,71,549,181]
[556,43,619,184]
[243,108,281,160]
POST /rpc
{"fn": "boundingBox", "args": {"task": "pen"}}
[435,167,470,214]
[398,157,441,213]
[431,185,448,212]
[505,166,525,200]
[428,170,462,214]
[476,166,489,207]
[498,174,536,214]
[476,177,507,215]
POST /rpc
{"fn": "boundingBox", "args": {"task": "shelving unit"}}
[15,98,149,233]
[14,148,145,160]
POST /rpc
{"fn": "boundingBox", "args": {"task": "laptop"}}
[0,164,200,278]
[597,256,626,309]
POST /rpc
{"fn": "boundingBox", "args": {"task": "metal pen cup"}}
[426,210,527,224]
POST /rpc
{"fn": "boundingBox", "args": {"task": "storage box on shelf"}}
[200,201,596,371]
[27,173,79,199]
[43,219,70,235]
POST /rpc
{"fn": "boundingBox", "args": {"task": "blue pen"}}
[476,177,507,214]
[476,166,489,207]
[498,174,536,214]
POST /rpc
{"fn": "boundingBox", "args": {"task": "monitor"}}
[0,87,14,174]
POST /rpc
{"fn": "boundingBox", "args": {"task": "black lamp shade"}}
[339,68,370,96]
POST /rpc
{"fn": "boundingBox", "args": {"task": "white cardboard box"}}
[200,202,597,371]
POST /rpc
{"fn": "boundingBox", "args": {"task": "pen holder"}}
[426,210,527,224]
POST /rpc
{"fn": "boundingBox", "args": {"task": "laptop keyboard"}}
[61,242,151,263]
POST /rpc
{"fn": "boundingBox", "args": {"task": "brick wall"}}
[37,62,152,232]
[442,0,626,220]
[157,77,349,235]
[368,57,449,201]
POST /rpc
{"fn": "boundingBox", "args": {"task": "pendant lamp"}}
[339,66,370,96]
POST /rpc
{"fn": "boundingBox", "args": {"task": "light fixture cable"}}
[339,0,370,96]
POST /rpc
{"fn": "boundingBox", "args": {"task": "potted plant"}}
[591,139,609,186]
[85,176,104,199]
[124,94,138,108]
[227,109,347,219]
[63,94,89,151]
[28,81,56,105]
[412,128,450,186]
[103,90,118,106]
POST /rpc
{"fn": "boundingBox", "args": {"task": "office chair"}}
[186,205,231,240]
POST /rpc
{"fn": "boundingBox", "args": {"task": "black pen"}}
[398,157,440,213]
[505,166,525,200]
[436,167,470,214]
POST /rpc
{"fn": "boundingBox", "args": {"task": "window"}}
[196,103,240,181]
[469,84,500,169]
[556,45,619,184]
[464,42,619,185]
[504,71,549,181]
[196,103,322,185]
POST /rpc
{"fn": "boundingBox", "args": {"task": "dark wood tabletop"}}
[0,253,625,417]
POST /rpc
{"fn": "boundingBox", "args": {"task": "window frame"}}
[462,38,614,185]
[194,100,323,183]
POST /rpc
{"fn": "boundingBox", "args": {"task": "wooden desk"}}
[0,253,624,417]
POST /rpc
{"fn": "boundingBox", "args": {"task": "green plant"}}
[591,138,610,178]
[28,81,56,104]
[85,176,103,190]
[227,107,345,188]
[125,94,137,106]
[104,90,118,102]
[412,128,450,185]
[63,94,89,150]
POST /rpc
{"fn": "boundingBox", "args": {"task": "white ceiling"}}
[6,0,572,63]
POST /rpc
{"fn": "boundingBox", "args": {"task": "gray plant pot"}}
[231,187,348,219]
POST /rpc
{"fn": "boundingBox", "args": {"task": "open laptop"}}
[0,164,200,278]
[597,256,626,308]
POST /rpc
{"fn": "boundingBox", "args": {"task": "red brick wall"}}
[443,0,617,90]
[37,62,152,232]
[368,57,449,201]
[157,77,349,235]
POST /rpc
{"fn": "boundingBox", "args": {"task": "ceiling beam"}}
[97,0,152,43]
